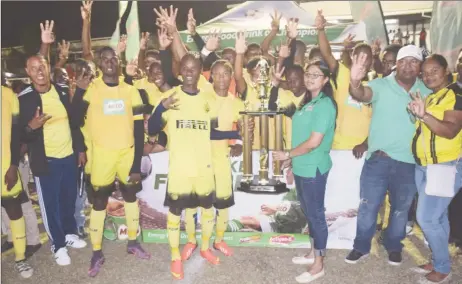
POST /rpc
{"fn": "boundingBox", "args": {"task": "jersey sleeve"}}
[131,87,145,121]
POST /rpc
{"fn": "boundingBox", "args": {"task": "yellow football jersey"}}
[1,86,19,170]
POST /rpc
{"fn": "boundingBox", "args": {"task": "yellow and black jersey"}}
[412,84,462,166]
[2,86,20,170]
[81,80,144,150]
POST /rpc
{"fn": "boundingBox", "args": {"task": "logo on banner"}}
[269,234,295,245]
[239,235,261,244]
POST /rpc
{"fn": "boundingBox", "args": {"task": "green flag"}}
[110,1,140,62]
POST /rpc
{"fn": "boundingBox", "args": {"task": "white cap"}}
[396,45,423,61]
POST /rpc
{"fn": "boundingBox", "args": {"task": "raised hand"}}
[350,52,369,83]
[270,9,282,31]
[371,38,382,56]
[40,20,55,44]
[186,8,197,35]
[58,40,70,60]
[286,18,299,40]
[116,34,127,55]
[157,27,172,50]
[272,64,285,86]
[140,32,150,51]
[28,107,52,130]
[408,90,426,118]
[315,9,327,31]
[235,31,247,55]
[81,1,93,21]
[205,29,221,52]
[75,70,92,90]
[343,33,356,50]
[154,5,178,35]
[161,92,180,110]
[125,58,139,77]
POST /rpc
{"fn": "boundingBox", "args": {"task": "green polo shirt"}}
[366,72,431,164]
[291,93,336,178]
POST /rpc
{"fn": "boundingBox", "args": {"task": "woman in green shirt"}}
[273,60,337,284]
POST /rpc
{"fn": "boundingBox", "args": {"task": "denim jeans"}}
[354,151,417,254]
[294,169,329,256]
[415,160,462,274]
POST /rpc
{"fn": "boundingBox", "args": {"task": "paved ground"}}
[2,234,461,284]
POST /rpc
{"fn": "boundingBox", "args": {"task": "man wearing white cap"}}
[343,45,431,266]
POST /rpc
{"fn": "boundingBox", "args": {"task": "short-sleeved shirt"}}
[41,86,73,158]
[291,93,336,178]
[84,80,144,150]
[159,86,218,177]
[412,84,462,165]
[331,62,372,150]
[366,72,432,164]
[1,86,19,170]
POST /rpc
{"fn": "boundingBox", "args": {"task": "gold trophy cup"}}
[238,57,288,194]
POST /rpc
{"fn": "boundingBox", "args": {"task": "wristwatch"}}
[285,151,291,159]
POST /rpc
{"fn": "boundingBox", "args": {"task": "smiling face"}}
[180,55,201,88]
[286,68,305,95]
[396,57,421,83]
[53,68,69,85]
[25,56,50,87]
[422,57,449,91]
[99,49,119,77]
[304,65,328,93]
[382,51,397,77]
[222,48,236,66]
[148,62,165,88]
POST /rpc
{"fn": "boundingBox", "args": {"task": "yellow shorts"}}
[90,144,134,189]
[165,172,215,209]
[1,166,22,199]
[213,154,234,209]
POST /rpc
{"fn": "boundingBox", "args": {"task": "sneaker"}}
[54,247,71,266]
[127,242,151,260]
[345,249,369,264]
[25,243,42,259]
[388,251,402,266]
[88,253,105,277]
[65,234,87,249]
[292,255,315,265]
[77,226,88,239]
[15,260,34,278]
[200,249,220,265]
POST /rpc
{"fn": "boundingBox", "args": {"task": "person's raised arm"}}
[157,27,182,87]
[201,31,221,71]
[349,53,374,103]
[138,32,150,71]
[234,31,248,98]
[39,20,55,62]
[315,10,338,72]
[261,10,281,66]
[154,5,187,61]
[55,40,70,69]
[81,1,94,61]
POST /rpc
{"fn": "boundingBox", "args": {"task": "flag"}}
[349,1,388,48]
[110,1,140,62]
[430,1,462,70]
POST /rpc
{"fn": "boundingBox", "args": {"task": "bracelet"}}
[419,113,430,122]
[285,151,291,159]
[350,80,362,89]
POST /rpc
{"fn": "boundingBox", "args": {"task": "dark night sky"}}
[1,1,242,48]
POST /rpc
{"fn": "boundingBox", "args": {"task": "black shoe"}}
[345,249,369,264]
[1,241,14,253]
[25,243,42,258]
[388,251,402,266]
[77,226,88,239]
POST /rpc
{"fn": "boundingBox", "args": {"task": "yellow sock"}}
[184,208,197,244]
[200,207,215,251]
[215,209,228,243]
[10,217,26,262]
[167,212,181,261]
[124,200,140,241]
[89,209,106,251]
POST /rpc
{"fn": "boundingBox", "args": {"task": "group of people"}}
[1,2,462,284]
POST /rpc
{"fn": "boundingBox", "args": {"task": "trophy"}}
[237,57,288,194]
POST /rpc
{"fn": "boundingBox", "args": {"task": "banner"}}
[109,1,140,62]
[349,1,388,47]
[103,150,361,250]
[430,1,462,70]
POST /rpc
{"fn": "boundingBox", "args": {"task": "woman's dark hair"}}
[299,59,338,127]
[425,54,452,83]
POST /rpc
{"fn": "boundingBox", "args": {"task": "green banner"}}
[141,230,310,248]
[179,26,347,52]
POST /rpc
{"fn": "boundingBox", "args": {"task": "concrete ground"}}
[2,234,461,284]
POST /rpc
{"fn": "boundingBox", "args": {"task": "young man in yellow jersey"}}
[72,47,150,277]
[19,55,87,265]
[181,60,245,261]
[148,54,241,280]
[1,85,34,278]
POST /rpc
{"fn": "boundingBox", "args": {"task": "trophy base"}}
[236,175,288,194]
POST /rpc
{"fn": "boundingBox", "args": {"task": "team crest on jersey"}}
[204,103,210,113]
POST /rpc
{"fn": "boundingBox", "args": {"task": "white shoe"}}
[292,255,315,265]
[66,234,87,249]
[295,269,325,283]
[15,260,34,278]
[54,247,71,266]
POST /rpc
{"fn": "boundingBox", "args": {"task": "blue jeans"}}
[416,160,462,274]
[354,152,417,254]
[294,169,329,256]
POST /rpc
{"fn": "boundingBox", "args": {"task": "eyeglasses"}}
[305,73,324,79]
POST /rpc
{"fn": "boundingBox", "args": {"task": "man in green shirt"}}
[344,45,431,266]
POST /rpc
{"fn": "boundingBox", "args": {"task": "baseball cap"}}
[396,45,423,61]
